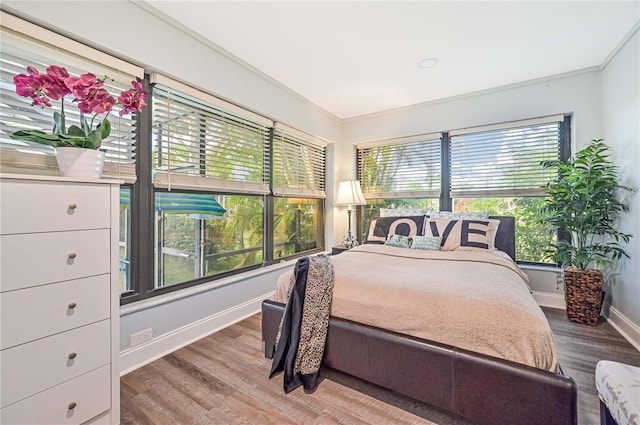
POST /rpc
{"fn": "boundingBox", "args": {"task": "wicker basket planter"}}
[563,268,604,326]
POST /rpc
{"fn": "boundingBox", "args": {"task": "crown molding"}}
[342,67,601,123]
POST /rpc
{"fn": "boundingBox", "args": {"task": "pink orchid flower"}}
[118,81,148,116]
[11,64,149,149]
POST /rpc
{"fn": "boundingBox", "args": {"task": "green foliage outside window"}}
[274,198,322,259]
[157,195,264,288]
[454,197,554,263]
[157,194,322,288]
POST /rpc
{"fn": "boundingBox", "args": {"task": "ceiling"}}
[144,1,639,120]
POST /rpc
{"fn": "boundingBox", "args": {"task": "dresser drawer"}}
[0,365,111,425]
[0,180,110,235]
[1,320,110,408]
[1,275,110,350]
[0,229,110,292]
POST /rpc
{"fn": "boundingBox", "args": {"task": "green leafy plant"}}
[540,139,633,269]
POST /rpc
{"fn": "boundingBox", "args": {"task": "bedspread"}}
[274,244,558,372]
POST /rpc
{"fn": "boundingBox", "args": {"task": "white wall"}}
[119,263,292,374]
[601,26,640,343]
[341,67,602,153]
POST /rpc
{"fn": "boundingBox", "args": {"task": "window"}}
[450,115,566,263]
[148,74,271,290]
[155,191,263,288]
[272,123,326,259]
[119,186,133,293]
[116,74,327,302]
[356,116,570,263]
[357,134,441,198]
[356,134,442,237]
[0,13,142,179]
[273,197,323,259]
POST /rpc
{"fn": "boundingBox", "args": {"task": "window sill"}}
[519,263,562,273]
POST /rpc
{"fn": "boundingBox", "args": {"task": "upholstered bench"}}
[595,360,640,425]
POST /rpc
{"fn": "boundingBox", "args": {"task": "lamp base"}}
[341,233,360,248]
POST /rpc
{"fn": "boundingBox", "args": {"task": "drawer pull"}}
[68,402,77,410]
[68,352,77,360]
[68,302,77,309]
[68,252,77,259]
[68,203,77,210]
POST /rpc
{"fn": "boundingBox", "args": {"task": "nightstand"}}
[331,245,351,255]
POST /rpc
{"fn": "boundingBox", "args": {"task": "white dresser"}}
[0,174,121,425]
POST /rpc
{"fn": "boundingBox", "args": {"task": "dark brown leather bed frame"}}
[261,217,577,425]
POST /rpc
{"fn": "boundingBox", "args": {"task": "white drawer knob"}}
[68,352,77,360]
[68,252,77,259]
[68,203,77,210]
[68,402,77,410]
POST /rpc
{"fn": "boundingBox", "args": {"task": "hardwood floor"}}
[121,309,640,425]
[543,308,640,424]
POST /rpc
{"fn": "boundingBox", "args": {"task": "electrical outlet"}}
[130,328,153,347]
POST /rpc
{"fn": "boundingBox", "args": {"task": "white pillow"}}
[379,208,433,217]
[430,211,490,219]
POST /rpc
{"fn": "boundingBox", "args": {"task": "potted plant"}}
[541,139,633,325]
[10,65,147,178]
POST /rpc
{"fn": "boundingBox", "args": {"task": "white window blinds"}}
[449,115,564,197]
[356,134,442,199]
[0,12,143,179]
[272,123,326,198]
[150,74,271,194]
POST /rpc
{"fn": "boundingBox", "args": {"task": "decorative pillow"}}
[384,234,413,248]
[410,235,442,251]
[380,208,433,217]
[366,215,426,244]
[430,211,490,219]
[424,218,500,252]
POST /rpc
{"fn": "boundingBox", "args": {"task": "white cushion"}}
[595,360,640,425]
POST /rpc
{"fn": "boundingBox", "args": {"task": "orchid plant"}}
[10,65,148,150]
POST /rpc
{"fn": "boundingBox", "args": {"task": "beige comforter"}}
[275,244,558,372]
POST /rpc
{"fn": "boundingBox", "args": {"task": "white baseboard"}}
[534,294,640,351]
[119,291,274,376]
[533,291,566,310]
[604,304,640,352]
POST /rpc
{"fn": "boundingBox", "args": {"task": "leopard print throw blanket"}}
[269,254,335,393]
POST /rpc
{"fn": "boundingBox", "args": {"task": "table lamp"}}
[334,180,366,248]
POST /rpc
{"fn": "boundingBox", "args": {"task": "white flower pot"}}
[56,147,105,178]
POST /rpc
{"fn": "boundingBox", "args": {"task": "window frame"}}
[120,77,327,305]
[355,115,571,265]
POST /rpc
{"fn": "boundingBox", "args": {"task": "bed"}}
[261,216,577,425]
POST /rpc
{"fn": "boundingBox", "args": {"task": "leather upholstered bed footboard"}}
[262,299,577,425]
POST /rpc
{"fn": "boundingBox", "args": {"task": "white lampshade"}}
[335,180,366,206]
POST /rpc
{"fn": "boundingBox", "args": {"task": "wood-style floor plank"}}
[121,309,640,425]
[542,308,640,424]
